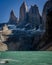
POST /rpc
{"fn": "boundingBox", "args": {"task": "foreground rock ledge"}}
[0,42,8,51]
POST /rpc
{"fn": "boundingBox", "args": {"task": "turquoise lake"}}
[0,51,52,65]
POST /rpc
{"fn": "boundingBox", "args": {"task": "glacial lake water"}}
[0,51,52,65]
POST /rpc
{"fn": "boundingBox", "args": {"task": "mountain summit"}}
[28,4,42,28]
[19,2,28,21]
[8,10,18,25]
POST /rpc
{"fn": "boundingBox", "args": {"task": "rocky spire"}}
[19,2,28,21]
[28,4,41,28]
[10,10,15,19]
[29,5,39,16]
[8,10,18,25]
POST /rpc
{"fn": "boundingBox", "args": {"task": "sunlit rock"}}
[2,24,12,35]
[0,42,8,51]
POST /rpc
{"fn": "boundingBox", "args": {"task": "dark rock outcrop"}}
[36,0,52,51]
[42,0,52,29]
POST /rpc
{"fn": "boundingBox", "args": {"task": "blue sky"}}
[0,0,47,23]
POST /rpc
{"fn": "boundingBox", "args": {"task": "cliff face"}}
[8,10,18,25]
[19,2,28,22]
[18,4,42,30]
[42,0,52,29]
[28,5,42,28]
[36,0,52,51]
[42,0,52,41]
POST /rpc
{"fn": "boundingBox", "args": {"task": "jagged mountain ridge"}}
[16,2,42,30]
[0,0,52,51]
[3,2,43,51]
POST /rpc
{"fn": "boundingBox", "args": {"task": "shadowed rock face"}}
[36,0,52,51]
[37,10,52,51]
[8,10,18,25]
[42,0,52,29]
[46,9,52,41]
[42,0,52,41]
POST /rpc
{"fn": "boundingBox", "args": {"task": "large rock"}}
[0,42,8,51]
[42,0,52,41]
[8,10,18,25]
[18,4,42,29]
[19,2,28,22]
[2,24,12,35]
[36,0,52,51]
[28,5,42,28]
[42,0,52,29]
[0,24,12,42]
